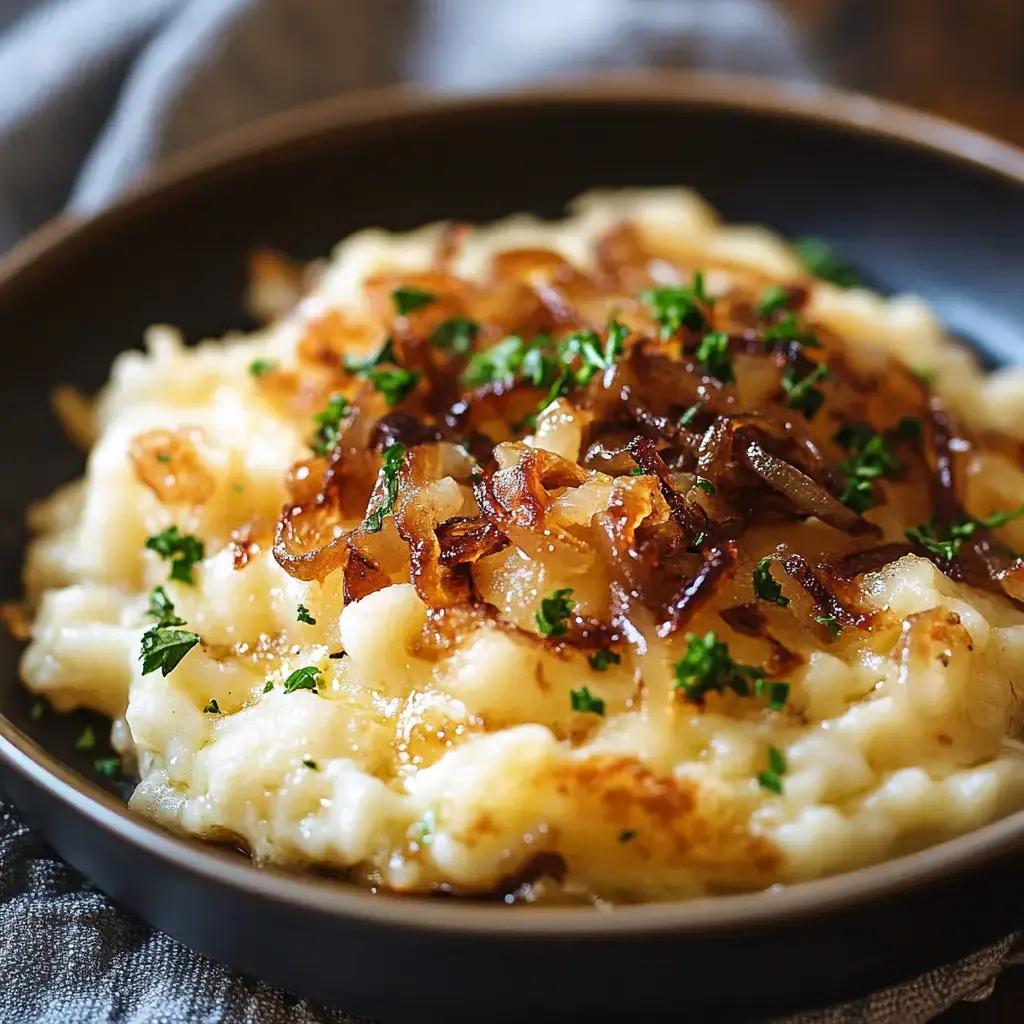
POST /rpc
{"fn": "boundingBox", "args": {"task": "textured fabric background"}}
[0,1,1018,1021]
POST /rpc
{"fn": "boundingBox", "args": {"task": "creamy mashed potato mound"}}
[19,189,1024,903]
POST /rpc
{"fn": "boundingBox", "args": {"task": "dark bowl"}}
[3,75,1024,1022]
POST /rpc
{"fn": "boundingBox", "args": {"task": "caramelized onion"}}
[129,428,216,506]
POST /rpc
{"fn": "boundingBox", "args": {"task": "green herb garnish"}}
[618,830,637,844]
[367,365,420,407]
[906,505,1024,560]
[833,423,902,513]
[93,757,120,778]
[895,416,923,441]
[536,588,575,638]
[757,745,787,794]
[75,726,96,751]
[694,477,716,497]
[263,680,274,693]
[641,273,712,338]
[296,604,316,626]
[570,686,606,716]
[588,649,621,671]
[139,626,200,676]
[781,362,832,419]
[678,399,706,426]
[695,331,734,384]
[814,615,842,639]
[753,556,789,606]
[249,358,278,377]
[203,698,221,715]
[145,527,204,585]
[302,758,318,770]
[794,237,859,288]
[30,701,44,721]
[762,311,820,350]
[310,393,352,455]
[755,285,793,318]
[674,631,788,710]
[147,586,185,627]
[344,337,394,375]
[461,336,527,388]
[283,666,321,694]
[391,286,435,316]
[431,317,479,355]
[363,442,406,533]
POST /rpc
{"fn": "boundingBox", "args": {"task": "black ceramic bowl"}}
[3,75,1024,1022]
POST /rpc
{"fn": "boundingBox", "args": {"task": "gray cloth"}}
[0,1,1017,1021]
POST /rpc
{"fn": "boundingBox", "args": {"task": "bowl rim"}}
[4,70,1024,938]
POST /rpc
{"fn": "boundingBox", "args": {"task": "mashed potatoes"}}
[18,189,1024,903]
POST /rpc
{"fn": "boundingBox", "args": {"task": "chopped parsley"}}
[203,698,221,715]
[411,809,436,845]
[462,336,528,388]
[695,331,734,384]
[757,745,787,794]
[94,757,120,778]
[694,477,716,497]
[367,365,421,407]
[570,686,606,716]
[641,273,712,338]
[906,505,1024,560]
[588,649,621,671]
[310,393,352,455]
[283,666,321,694]
[431,317,479,355]
[147,586,184,627]
[753,556,789,606]
[156,453,170,464]
[344,336,394,375]
[794,237,859,288]
[248,358,277,377]
[678,399,706,426]
[833,424,902,513]
[263,680,274,693]
[618,830,637,844]
[391,285,435,316]
[915,367,938,387]
[139,626,200,676]
[145,526,205,585]
[30,701,44,721]
[755,285,793,318]
[762,311,820,350]
[75,726,96,751]
[674,631,788,710]
[296,604,316,625]
[814,615,842,640]
[562,320,628,386]
[536,588,575,638]
[363,442,406,533]
[302,758,318,770]
[781,362,832,419]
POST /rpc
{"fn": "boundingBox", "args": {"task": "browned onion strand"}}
[658,543,739,638]
[780,553,867,628]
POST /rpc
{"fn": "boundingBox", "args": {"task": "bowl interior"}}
[3,82,1024,827]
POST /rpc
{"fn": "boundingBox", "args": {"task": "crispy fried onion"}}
[627,435,708,546]
[780,553,868,628]
[473,443,592,568]
[129,428,216,505]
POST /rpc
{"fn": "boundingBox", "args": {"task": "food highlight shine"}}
[16,189,1024,903]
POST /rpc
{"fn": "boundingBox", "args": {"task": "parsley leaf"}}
[263,680,274,693]
[753,556,789,606]
[94,757,120,778]
[391,286,435,316]
[367,365,420,406]
[678,399,706,426]
[562,320,628,386]
[814,614,842,639]
[75,725,96,751]
[694,477,716,497]
[147,586,185,627]
[536,588,575,638]
[431,317,479,355]
[794,237,859,288]
[363,442,406,533]
[757,745,787,794]
[618,830,637,843]
[674,631,763,703]
[977,504,1024,530]
[30,701,44,721]
[203,698,221,714]
[757,680,790,711]
[302,758,318,769]
[833,424,901,513]
[461,336,527,388]
[755,285,793,318]
[762,311,820,350]
[588,649,621,671]
[781,362,833,419]
[641,274,712,338]
[140,627,200,676]
[249,358,277,377]
[283,666,321,694]
[695,331,734,384]
[310,393,351,455]
[145,527,204,585]
[906,505,1024,560]
[570,686,606,716]
[296,604,316,625]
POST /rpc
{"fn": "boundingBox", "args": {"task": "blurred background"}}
[1,0,1023,252]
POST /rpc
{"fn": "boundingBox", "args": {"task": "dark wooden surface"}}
[778,4,1023,1018]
